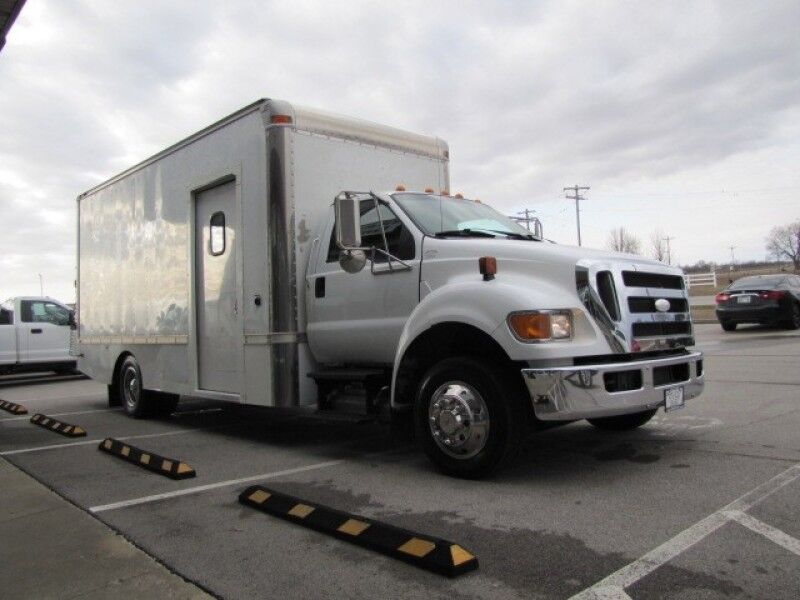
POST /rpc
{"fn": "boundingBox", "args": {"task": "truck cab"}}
[305,190,704,477]
[0,297,76,375]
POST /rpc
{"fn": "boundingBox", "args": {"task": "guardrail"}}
[684,271,717,288]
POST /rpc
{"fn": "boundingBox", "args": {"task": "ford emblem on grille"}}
[654,298,671,312]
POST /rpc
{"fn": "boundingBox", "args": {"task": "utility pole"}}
[729,246,736,272]
[511,208,537,231]
[563,185,590,246]
[38,273,43,296]
[663,236,675,265]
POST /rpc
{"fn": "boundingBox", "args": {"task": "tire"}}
[588,409,658,431]
[784,302,800,330]
[116,356,179,418]
[720,320,737,332]
[414,356,526,479]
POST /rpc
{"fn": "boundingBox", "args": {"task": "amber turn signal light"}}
[508,313,551,341]
[479,256,497,281]
[507,311,573,342]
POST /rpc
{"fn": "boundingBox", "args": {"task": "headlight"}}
[507,310,573,342]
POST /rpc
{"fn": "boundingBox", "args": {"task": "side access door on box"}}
[194,179,242,395]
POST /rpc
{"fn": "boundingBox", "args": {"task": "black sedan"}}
[715,274,800,331]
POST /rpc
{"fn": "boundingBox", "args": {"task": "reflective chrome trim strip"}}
[244,333,308,345]
[80,335,188,345]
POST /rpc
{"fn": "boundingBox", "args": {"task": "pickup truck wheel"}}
[119,356,152,418]
[587,409,658,431]
[415,357,525,479]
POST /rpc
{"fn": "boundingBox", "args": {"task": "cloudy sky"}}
[1,0,799,302]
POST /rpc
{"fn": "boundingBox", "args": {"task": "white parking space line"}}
[89,460,344,513]
[571,463,800,599]
[727,510,800,557]
[0,426,214,456]
[1,407,122,422]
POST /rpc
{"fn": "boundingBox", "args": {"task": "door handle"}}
[31,328,43,334]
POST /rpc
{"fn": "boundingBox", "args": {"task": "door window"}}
[0,308,12,325]
[209,211,226,256]
[327,200,415,264]
[20,301,71,326]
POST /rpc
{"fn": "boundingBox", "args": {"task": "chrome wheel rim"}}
[122,366,140,411]
[428,381,490,459]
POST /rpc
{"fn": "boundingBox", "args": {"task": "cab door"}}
[20,299,72,363]
[307,199,420,365]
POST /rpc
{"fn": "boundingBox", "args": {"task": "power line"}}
[563,185,590,246]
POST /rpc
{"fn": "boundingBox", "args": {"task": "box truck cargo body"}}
[77,99,448,409]
[78,98,703,477]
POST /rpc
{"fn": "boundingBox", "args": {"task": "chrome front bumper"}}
[521,351,704,421]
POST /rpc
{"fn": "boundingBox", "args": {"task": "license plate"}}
[664,386,685,412]
[737,295,752,304]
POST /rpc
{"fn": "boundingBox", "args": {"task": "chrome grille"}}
[577,261,694,352]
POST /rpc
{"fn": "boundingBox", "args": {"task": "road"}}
[1,323,799,599]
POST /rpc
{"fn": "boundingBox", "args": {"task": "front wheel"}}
[588,409,658,431]
[414,357,526,479]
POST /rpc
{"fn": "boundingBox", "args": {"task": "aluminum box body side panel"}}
[77,110,268,398]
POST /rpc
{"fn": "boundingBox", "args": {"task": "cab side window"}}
[0,308,12,325]
[327,200,415,264]
[20,301,71,326]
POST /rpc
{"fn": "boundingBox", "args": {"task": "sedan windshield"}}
[392,193,538,240]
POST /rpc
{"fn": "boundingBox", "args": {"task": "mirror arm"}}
[369,247,413,273]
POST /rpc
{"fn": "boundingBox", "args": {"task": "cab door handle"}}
[31,328,43,334]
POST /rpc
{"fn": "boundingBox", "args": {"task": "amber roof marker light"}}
[270,114,293,124]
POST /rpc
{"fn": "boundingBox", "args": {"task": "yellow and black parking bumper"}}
[99,438,196,480]
[0,399,28,415]
[239,485,478,577]
[30,414,86,437]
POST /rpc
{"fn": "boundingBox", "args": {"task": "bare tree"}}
[650,230,668,262]
[606,227,642,254]
[766,220,800,271]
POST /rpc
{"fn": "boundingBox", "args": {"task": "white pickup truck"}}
[76,99,704,478]
[0,296,76,376]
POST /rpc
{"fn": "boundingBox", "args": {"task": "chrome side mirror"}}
[334,193,361,249]
[339,249,367,274]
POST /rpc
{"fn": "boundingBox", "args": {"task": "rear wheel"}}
[720,320,737,332]
[784,302,800,330]
[414,357,526,479]
[588,409,657,431]
[117,356,178,418]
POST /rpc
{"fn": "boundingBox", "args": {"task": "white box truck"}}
[76,99,704,477]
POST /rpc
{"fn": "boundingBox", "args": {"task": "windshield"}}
[392,193,538,239]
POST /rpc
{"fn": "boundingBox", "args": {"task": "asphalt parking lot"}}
[1,323,799,600]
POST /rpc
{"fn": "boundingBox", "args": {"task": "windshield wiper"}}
[481,229,537,240]
[434,229,496,238]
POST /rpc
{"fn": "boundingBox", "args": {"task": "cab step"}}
[307,368,390,414]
